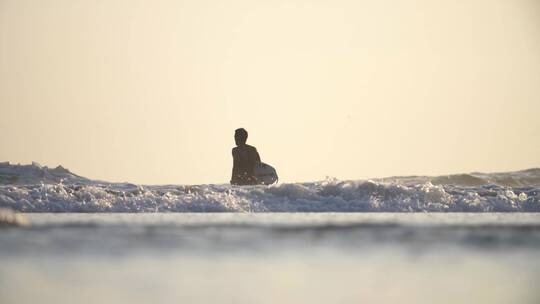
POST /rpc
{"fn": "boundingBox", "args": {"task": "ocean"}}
[1,163,540,303]
[1,213,540,304]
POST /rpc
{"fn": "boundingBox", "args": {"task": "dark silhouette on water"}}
[230,128,261,185]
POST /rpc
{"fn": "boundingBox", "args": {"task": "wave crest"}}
[0,179,538,212]
[1,162,539,212]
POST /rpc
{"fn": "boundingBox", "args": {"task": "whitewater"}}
[0,162,538,212]
[2,163,540,304]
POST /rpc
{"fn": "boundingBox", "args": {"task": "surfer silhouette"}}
[230,128,261,185]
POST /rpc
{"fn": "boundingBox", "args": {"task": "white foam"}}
[0,179,537,213]
[0,163,538,212]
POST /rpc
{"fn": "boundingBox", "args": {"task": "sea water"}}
[0,163,539,213]
[1,163,540,303]
[1,213,540,304]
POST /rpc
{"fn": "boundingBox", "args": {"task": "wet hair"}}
[234,128,248,144]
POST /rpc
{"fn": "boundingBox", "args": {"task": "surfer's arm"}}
[254,148,261,163]
[230,148,240,184]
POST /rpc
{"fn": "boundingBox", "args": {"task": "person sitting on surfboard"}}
[230,128,261,185]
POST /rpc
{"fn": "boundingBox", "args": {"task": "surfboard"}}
[254,162,278,185]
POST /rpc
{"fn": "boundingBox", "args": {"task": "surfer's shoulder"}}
[245,144,257,152]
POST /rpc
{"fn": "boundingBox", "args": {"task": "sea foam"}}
[0,162,538,212]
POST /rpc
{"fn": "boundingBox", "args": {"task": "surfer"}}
[230,128,261,185]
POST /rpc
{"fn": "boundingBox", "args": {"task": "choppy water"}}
[1,164,540,303]
[1,213,540,304]
[1,163,539,212]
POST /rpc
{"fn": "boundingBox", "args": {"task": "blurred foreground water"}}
[1,213,539,304]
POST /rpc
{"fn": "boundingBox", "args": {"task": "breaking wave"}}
[0,162,539,212]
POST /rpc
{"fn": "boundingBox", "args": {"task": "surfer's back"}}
[231,144,260,185]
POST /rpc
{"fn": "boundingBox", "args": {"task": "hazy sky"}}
[1,0,539,184]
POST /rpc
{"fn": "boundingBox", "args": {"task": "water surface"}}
[1,213,539,304]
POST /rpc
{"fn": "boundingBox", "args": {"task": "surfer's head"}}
[234,128,248,146]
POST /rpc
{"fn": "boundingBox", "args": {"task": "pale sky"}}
[1,0,539,184]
